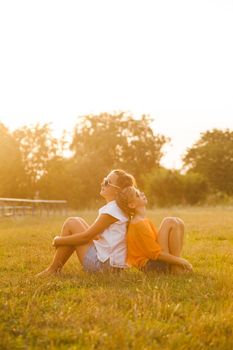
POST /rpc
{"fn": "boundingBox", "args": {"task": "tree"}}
[38,156,74,201]
[13,123,59,197]
[143,168,185,207]
[143,168,209,207]
[69,112,167,207]
[182,172,209,205]
[183,129,233,194]
[71,112,166,174]
[0,123,25,197]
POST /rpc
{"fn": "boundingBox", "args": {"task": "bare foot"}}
[35,268,61,278]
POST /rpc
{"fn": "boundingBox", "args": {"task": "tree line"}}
[0,113,232,208]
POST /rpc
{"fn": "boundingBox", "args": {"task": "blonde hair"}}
[116,186,137,219]
[111,169,137,189]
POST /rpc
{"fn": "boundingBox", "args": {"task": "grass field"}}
[0,207,233,350]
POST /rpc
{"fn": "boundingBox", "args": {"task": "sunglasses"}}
[135,191,145,198]
[103,178,120,189]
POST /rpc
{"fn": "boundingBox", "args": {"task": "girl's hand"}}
[52,236,61,248]
[180,258,193,272]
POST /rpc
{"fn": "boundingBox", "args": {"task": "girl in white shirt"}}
[37,169,136,277]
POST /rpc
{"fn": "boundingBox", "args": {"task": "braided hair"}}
[116,186,137,219]
[110,169,137,219]
[112,169,137,189]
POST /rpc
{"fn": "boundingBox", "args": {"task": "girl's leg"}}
[36,217,91,277]
[168,218,184,256]
[77,217,90,230]
[157,217,185,273]
[49,217,91,269]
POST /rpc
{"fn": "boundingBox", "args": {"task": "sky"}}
[0,0,232,169]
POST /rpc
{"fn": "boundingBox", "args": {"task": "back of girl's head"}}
[111,169,137,190]
[116,185,137,219]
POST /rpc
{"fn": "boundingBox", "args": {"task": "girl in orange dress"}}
[116,186,193,274]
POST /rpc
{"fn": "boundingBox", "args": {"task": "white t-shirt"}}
[93,200,129,268]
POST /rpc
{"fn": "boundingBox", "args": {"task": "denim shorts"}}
[143,259,170,273]
[83,244,113,273]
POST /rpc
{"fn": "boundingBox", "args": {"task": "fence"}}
[0,198,68,217]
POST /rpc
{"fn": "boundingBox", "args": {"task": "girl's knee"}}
[64,217,83,231]
[64,217,75,226]
[162,217,178,229]
[175,217,185,230]
[162,217,185,233]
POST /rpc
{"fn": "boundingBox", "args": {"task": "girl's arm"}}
[53,214,117,246]
[158,252,193,271]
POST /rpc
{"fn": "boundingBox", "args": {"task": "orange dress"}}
[127,218,161,268]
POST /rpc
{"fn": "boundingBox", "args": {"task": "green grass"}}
[1,207,233,350]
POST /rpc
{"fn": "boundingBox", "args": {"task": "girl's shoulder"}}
[128,218,153,237]
[99,200,128,222]
[129,217,150,226]
[99,200,122,213]
[129,218,156,230]
[128,218,157,237]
